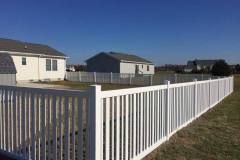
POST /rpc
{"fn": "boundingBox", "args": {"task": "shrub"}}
[236,64,240,73]
[212,60,232,76]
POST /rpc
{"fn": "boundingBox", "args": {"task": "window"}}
[142,65,144,68]
[22,57,26,65]
[52,60,58,71]
[147,65,150,71]
[46,59,51,71]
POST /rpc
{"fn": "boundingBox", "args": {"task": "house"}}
[66,65,76,72]
[0,38,67,82]
[86,52,155,74]
[0,53,17,86]
[184,59,223,72]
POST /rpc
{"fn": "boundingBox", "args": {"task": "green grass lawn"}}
[144,75,240,160]
[37,80,138,91]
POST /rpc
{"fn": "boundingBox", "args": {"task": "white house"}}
[86,52,155,74]
[0,38,67,82]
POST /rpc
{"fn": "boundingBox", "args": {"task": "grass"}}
[144,75,240,160]
[37,80,138,91]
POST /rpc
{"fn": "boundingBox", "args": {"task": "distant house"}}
[66,65,76,72]
[184,59,223,72]
[0,38,67,81]
[86,52,155,74]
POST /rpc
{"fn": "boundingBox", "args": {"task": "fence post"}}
[129,76,132,85]
[174,74,177,83]
[110,72,113,84]
[65,72,68,80]
[209,78,211,108]
[150,75,153,86]
[164,80,170,139]
[88,85,102,160]
[193,79,198,117]
[94,72,97,83]
[79,72,81,82]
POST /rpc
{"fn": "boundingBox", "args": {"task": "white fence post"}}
[209,78,211,107]
[193,79,198,117]
[164,80,170,139]
[150,75,153,86]
[129,76,132,85]
[88,85,102,160]
[174,74,177,83]
[79,72,81,82]
[110,72,113,84]
[94,72,97,83]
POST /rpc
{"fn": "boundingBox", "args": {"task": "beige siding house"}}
[0,38,67,82]
[86,52,155,74]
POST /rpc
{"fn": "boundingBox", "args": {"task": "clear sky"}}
[0,0,240,65]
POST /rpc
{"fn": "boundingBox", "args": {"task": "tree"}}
[236,64,240,73]
[212,60,232,76]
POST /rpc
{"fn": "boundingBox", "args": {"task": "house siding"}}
[11,54,66,81]
[120,62,154,74]
[39,57,66,80]
[12,55,40,81]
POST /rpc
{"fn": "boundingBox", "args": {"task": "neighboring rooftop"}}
[0,38,66,57]
[188,59,223,66]
[86,52,153,64]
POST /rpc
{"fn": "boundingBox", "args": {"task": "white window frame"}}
[46,59,52,71]
[22,57,27,65]
[52,59,58,71]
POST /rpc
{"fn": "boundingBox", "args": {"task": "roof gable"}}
[0,38,66,57]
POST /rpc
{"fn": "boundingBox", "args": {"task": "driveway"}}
[17,82,71,90]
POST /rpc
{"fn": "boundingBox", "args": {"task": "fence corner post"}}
[88,85,102,160]
[193,79,198,117]
[164,80,170,139]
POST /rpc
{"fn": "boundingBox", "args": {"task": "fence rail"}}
[0,76,234,160]
[66,71,217,86]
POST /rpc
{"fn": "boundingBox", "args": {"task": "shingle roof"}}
[87,52,153,64]
[0,53,17,74]
[193,59,223,66]
[0,38,66,57]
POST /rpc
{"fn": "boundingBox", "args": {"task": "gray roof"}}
[0,38,66,57]
[0,53,17,74]
[87,52,153,64]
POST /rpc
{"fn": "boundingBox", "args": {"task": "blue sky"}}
[0,0,240,65]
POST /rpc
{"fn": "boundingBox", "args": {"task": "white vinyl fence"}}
[66,71,216,86]
[0,77,234,160]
